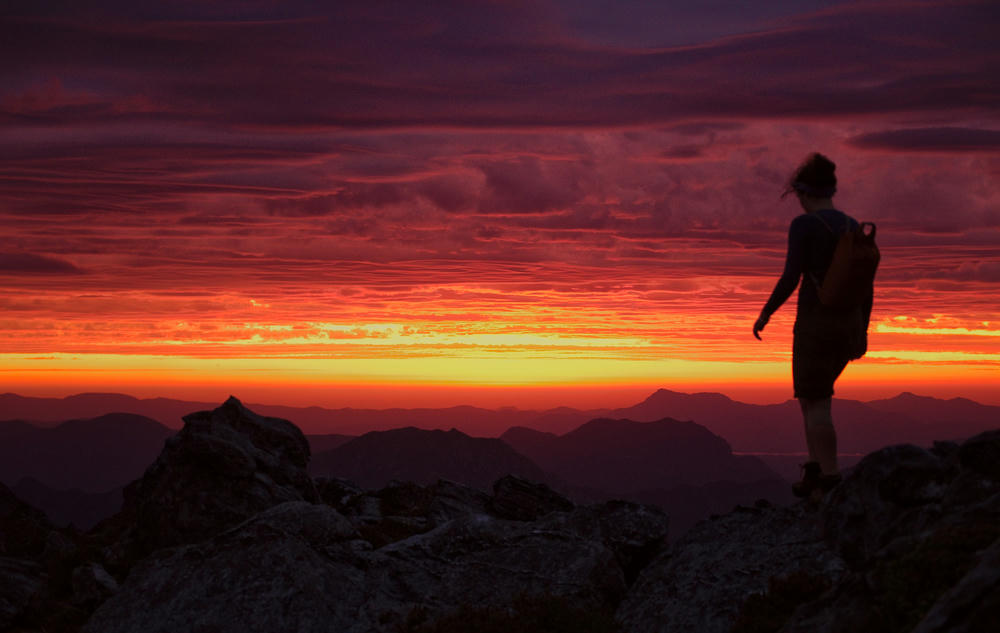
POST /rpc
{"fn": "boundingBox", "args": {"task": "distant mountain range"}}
[310,427,549,490]
[4,387,997,537]
[10,478,122,530]
[605,389,1000,453]
[0,413,174,492]
[501,417,774,492]
[308,414,789,535]
[3,390,996,455]
[500,417,788,533]
[0,392,604,436]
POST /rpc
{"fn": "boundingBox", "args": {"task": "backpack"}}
[812,216,880,310]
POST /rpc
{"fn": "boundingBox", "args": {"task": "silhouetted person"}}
[753,153,874,498]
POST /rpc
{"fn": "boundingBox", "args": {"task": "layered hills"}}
[502,417,773,491]
[0,413,174,492]
[310,426,549,490]
[5,388,999,535]
[5,388,998,453]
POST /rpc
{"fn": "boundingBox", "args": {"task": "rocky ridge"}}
[0,398,996,633]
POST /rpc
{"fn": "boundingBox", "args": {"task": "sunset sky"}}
[2,0,998,408]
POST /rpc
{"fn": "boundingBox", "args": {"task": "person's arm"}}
[754,217,805,339]
[862,283,874,332]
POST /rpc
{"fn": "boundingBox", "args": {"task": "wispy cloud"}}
[0,0,997,402]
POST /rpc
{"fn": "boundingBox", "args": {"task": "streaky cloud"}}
[848,127,1000,152]
[0,252,82,274]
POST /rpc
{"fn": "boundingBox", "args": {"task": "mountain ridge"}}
[4,388,999,455]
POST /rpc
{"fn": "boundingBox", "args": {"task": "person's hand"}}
[753,315,768,340]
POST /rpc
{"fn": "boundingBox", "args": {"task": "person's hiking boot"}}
[819,472,842,493]
[793,462,843,499]
[792,461,822,498]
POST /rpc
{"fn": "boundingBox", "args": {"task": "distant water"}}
[734,452,865,457]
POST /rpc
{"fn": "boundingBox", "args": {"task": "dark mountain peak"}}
[884,391,982,407]
[643,388,735,405]
[63,393,142,406]
[54,412,171,434]
[891,391,931,401]
[566,416,713,442]
[310,424,548,490]
[559,416,737,461]
[355,425,457,441]
[0,413,174,494]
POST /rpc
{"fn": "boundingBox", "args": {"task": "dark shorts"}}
[792,311,853,400]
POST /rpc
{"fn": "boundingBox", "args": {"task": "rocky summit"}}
[96,395,319,566]
[1,398,998,632]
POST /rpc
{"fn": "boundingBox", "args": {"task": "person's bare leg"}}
[798,398,820,465]
[802,397,838,475]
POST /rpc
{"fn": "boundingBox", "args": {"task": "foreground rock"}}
[96,396,318,566]
[0,482,91,632]
[617,500,844,633]
[84,486,669,632]
[15,397,994,633]
[618,430,1000,633]
[778,434,1000,633]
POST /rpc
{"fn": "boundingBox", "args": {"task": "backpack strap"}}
[813,211,843,235]
[808,212,843,289]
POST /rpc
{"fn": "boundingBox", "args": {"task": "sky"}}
[1,0,998,409]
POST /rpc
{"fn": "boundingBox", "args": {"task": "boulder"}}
[82,502,364,633]
[957,429,1000,481]
[617,502,845,633]
[325,479,490,548]
[911,534,1000,633]
[83,497,656,633]
[113,397,318,559]
[775,434,1000,633]
[314,476,363,511]
[72,562,119,608]
[487,474,575,521]
[0,557,47,631]
[780,491,1000,633]
[822,443,954,566]
[0,482,58,630]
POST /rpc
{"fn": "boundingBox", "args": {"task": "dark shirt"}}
[761,208,859,320]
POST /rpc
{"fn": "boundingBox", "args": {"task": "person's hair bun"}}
[785,152,837,198]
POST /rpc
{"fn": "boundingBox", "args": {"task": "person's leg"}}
[802,397,838,475]
[798,398,820,465]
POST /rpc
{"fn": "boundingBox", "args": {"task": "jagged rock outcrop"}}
[101,396,318,562]
[82,502,365,633]
[617,500,845,633]
[71,562,119,609]
[320,477,491,547]
[1,482,54,630]
[84,485,669,633]
[618,430,1000,633]
[77,400,667,632]
[0,482,90,631]
[776,431,1000,633]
